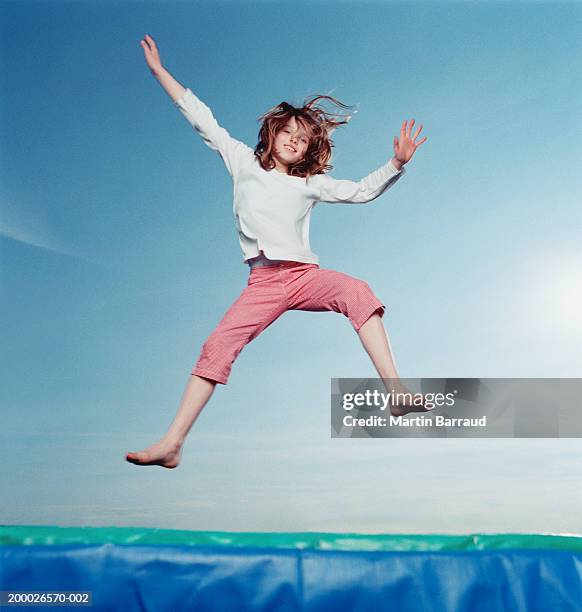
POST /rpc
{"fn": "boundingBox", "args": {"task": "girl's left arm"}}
[317,159,406,204]
[317,118,427,204]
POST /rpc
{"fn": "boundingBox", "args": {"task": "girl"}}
[126,34,429,469]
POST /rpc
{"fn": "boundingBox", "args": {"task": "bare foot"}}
[388,386,433,417]
[125,440,182,469]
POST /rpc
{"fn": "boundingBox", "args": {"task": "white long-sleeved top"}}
[174,88,406,265]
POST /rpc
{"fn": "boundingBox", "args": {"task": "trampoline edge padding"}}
[2,524,582,550]
[2,527,582,611]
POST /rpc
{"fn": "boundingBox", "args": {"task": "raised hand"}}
[140,34,163,75]
[393,119,427,165]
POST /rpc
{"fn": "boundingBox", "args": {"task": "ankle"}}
[160,435,184,451]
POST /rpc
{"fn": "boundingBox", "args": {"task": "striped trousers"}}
[192,261,385,385]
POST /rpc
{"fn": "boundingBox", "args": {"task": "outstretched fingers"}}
[141,34,156,53]
[401,119,429,146]
[401,119,422,142]
[413,124,428,147]
[412,123,423,140]
[140,34,163,72]
[396,119,428,154]
[407,119,415,138]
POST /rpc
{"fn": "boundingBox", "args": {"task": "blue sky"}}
[1,0,581,533]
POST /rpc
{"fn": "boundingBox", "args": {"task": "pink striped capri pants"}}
[192,261,386,385]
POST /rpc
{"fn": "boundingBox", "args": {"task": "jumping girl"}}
[126,34,430,469]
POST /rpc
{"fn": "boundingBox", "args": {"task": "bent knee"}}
[351,277,376,298]
[199,335,226,363]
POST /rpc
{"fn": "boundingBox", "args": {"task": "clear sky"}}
[1,0,581,534]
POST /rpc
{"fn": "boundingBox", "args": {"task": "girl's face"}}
[272,117,310,173]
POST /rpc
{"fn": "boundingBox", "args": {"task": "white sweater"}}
[174,88,406,265]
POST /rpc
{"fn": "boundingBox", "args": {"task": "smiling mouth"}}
[284,145,297,153]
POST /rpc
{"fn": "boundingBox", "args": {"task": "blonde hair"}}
[254,95,355,178]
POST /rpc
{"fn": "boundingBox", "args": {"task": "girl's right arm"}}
[154,66,186,104]
[140,34,254,178]
[141,34,185,102]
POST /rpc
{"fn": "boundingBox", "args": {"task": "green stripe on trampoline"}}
[1,526,582,551]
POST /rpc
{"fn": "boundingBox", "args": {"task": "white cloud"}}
[0,199,82,259]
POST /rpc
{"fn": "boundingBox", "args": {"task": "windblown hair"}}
[254,95,355,179]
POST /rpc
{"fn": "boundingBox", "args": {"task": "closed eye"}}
[283,128,308,143]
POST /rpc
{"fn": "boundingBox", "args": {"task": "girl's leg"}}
[285,265,429,415]
[126,269,287,468]
[357,312,399,379]
[357,313,431,415]
[125,375,215,468]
